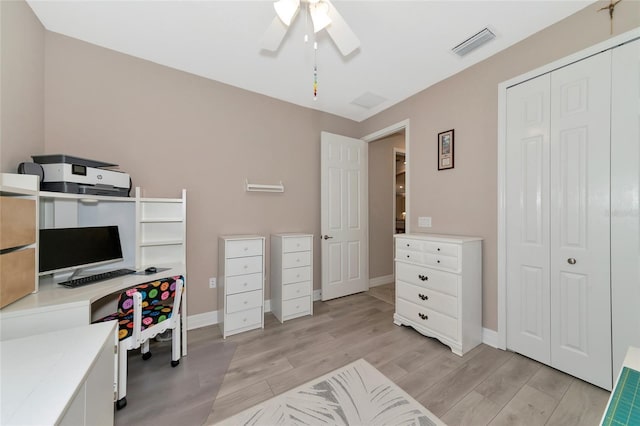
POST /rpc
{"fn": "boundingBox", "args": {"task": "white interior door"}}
[321,131,368,301]
[611,38,640,381]
[506,50,613,390]
[506,74,552,365]
[549,51,611,390]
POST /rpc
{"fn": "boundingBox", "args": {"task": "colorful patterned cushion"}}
[95,275,183,341]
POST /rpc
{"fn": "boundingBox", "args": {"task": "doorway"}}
[365,127,407,289]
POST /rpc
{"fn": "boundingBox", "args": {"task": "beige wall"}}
[0,0,45,172]
[359,0,639,331]
[368,132,405,280]
[43,32,359,316]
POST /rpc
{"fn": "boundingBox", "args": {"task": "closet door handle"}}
[323,235,333,240]
[567,258,577,265]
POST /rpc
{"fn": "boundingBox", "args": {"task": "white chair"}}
[95,275,184,409]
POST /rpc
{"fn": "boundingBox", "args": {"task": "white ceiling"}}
[27,0,595,122]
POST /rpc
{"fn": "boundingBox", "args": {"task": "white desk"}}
[0,263,188,355]
[1,321,117,425]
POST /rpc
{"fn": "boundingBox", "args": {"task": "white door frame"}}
[496,29,640,349]
[393,148,406,235]
[363,119,411,234]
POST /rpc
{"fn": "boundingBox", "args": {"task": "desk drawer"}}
[0,248,36,308]
[396,298,458,341]
[283,237,312,253]
[283,281,311,300]
[283,296,311,317]
[282,251,311,269]
[226,256,263,277]
[226,273,262,295]
[396,281,457,318]
[0,197,36,250]
[226,239,263,258]
[283,266,311,284]
[226,307,262,331]
[396,262,458,297]
[226,290,262,314]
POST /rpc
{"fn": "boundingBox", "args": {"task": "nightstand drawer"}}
[283,281,311,300]
[226,239,263,258]
[283,266,311,284]
[396,281,457,318]
[396,299,458,341]
[226,289,262,314]
[283,296,311,316]
[226,272,262,295]
[396,262,458,297]
[283,237,312,253]
[226,307,262,331]
[226,256,263,276]
[282,251,311,268]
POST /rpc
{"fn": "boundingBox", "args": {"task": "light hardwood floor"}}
[202,284,609,425]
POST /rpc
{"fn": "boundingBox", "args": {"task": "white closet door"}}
[611,38,640,381]
[549,51,612,390]
[506,74,551,365]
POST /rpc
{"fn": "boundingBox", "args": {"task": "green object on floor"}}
[603,367,640,426]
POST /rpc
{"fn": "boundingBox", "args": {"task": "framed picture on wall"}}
[438,129,454,170]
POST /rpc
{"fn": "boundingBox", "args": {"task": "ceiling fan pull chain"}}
[313,41,318,100]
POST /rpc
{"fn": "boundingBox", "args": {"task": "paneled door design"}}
[321,132,368,300]
[506,51,612,389]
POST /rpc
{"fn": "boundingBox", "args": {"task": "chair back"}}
[116,275,184,345]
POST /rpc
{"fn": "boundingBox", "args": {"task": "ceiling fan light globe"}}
[310,2,331,33]
[274,0,300,26]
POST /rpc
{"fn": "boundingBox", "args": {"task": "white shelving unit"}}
[36,187,186,274]
[135,188,187,269]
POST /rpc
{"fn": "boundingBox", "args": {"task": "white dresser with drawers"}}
[218,235,265,338]
[394,233,482,355]
[270,233,313,322]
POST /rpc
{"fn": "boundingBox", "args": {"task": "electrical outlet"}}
[418,216,432,228]
[209,277,217,288]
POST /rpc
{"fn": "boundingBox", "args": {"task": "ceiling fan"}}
[261,0,360,56]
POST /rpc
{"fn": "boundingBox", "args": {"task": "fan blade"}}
[261,16,288,52]
[325,0,360,56]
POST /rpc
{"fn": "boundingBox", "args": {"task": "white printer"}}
[31,155,131,197]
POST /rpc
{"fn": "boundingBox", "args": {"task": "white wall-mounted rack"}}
[245,180,285,193]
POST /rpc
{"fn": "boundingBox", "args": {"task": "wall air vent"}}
[452,28,496,57]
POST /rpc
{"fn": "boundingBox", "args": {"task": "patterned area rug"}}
[215,358,445,426]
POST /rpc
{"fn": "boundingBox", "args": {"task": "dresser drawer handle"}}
[406,255,410,258]
[418,294,429,301]
[436,260,440,264]
[243,247,248,251]
[406,243,410,247]
[244,301,248,304]
[418,313,428,321]
[437,248,441,251]
[296,258,300,262]
[244,265,249,269]
[243,282,248,287]
[418,274,428,281]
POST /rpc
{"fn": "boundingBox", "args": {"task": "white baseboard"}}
[369,274,394,287]
[187,310,218,330]
[482,327,499,348]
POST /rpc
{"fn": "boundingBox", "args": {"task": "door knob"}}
[567,258,577,265]
[323,235,333,240]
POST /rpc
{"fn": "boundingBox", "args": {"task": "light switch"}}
[418,216,432,228]
[209,277,217,288]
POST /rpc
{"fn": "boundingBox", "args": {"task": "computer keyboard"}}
[59,268,136,288]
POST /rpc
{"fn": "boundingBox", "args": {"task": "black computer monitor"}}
[39,226,124,275]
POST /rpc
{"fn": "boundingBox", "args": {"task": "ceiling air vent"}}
[452,28,495,57]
